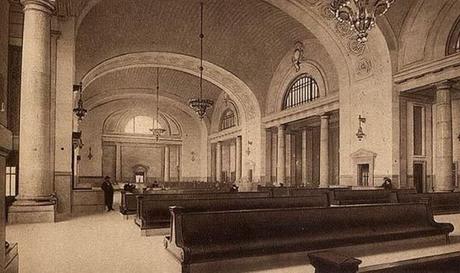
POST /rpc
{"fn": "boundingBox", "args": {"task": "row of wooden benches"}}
[308,250,460,273]
[163,202,454,273]
[121,188,460,224]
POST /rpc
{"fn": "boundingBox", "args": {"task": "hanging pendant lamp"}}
[151,67,166,140]
[188,2,213,119]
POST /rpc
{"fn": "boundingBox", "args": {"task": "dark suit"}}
[101,180,114,210]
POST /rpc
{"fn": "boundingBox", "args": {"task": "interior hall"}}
[1,0,460,272]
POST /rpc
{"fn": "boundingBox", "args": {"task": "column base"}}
[433,188,455,193]
[8,200,56,224]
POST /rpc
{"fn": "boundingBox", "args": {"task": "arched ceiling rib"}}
[84,67,223,116]
[76,0,314,109]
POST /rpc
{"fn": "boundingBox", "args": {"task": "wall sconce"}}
[88,147,93,160]
[246,141,253,156]
[292,41,305,72]
[191,151,196,162]
[356,115,366,141]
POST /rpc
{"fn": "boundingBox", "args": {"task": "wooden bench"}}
[308,250,460,273]
[397,192,460,214]
[165,203,453,273]
[120,189,245,216]
[135,194,329,231]
[331,189,397,205]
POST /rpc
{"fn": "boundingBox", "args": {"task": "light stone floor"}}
[6,204,460,273]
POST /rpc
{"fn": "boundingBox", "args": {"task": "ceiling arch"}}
[81,52,261,123]
[75,0,315,111]
[83,67,223,116]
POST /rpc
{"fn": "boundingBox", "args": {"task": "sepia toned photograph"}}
[0,0,460,272]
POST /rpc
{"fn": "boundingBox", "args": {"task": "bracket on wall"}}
[88,147,93,160]
[356,115,366,141]
[292,41,305,72]
[246,141,253,155]
[191,151,196,162]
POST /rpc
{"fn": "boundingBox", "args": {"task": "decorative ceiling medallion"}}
[356,58,373,77]
[348,39,367,55]
[335,21,354,37]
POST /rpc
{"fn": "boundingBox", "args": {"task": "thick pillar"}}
[434,81,454,192]
[319,115,329,188]
[216,142,222,182]
[301,129,308,186]
[9,0,56,224]
[53,18,75,220]
[115,143,122,182]
[164,145,170,182]
[235,136,242,182]
[277,124,286,185]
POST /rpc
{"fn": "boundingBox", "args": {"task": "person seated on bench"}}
[123,182,136,192]
[381,177,393,190]
[230,184,239,192]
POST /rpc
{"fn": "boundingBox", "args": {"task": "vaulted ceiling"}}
[84,67,223,114]
[76,0,315,111]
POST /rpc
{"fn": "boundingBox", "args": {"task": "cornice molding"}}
[208,127,242,143]
[394,54,460,91]
[262,94,339,128]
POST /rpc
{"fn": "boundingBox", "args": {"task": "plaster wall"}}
[78,99,207,181]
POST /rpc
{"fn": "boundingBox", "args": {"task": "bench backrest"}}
[136,191,270,217]
[138,194,329,224]
[172,203,435,245]
[332,189,397,204]
[398,192,460,207]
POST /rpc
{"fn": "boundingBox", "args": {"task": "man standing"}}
[101,176,114,211]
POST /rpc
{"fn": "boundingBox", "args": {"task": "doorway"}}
[413,162,425,193]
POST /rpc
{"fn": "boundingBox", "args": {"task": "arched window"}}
[447,17,460,55]
[220,109,236,131]
[282,74,319,110]
[124,116,163,134]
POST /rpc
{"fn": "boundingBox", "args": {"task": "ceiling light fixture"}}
[330,0,395,43]
[73,82,87,121]
[188,2,213,119]
[150,67,166,141]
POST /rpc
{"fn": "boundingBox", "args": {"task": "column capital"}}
[21,0,55,14]
[278,124,286,131]
[433,80,457,91]
[320,114,330,120]
[51,29,61,38]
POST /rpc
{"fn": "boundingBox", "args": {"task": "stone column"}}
[319,115,329,188]
[235,136,242,182]
[115,143,122,182]
[301,129,308,186]
[277,124,286,185]
[164,145,170,182]
[434,81,454,192]
[53,18,75,219]
[10,0,56,224]
[176,145,181,181]
[216,142,222,182]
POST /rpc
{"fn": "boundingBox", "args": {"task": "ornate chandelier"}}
[188,2,213,119]
[330,0,395,43]
[150,67,166,141]
[73,82,87,121]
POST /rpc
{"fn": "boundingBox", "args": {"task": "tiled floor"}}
[6,207,460,273]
